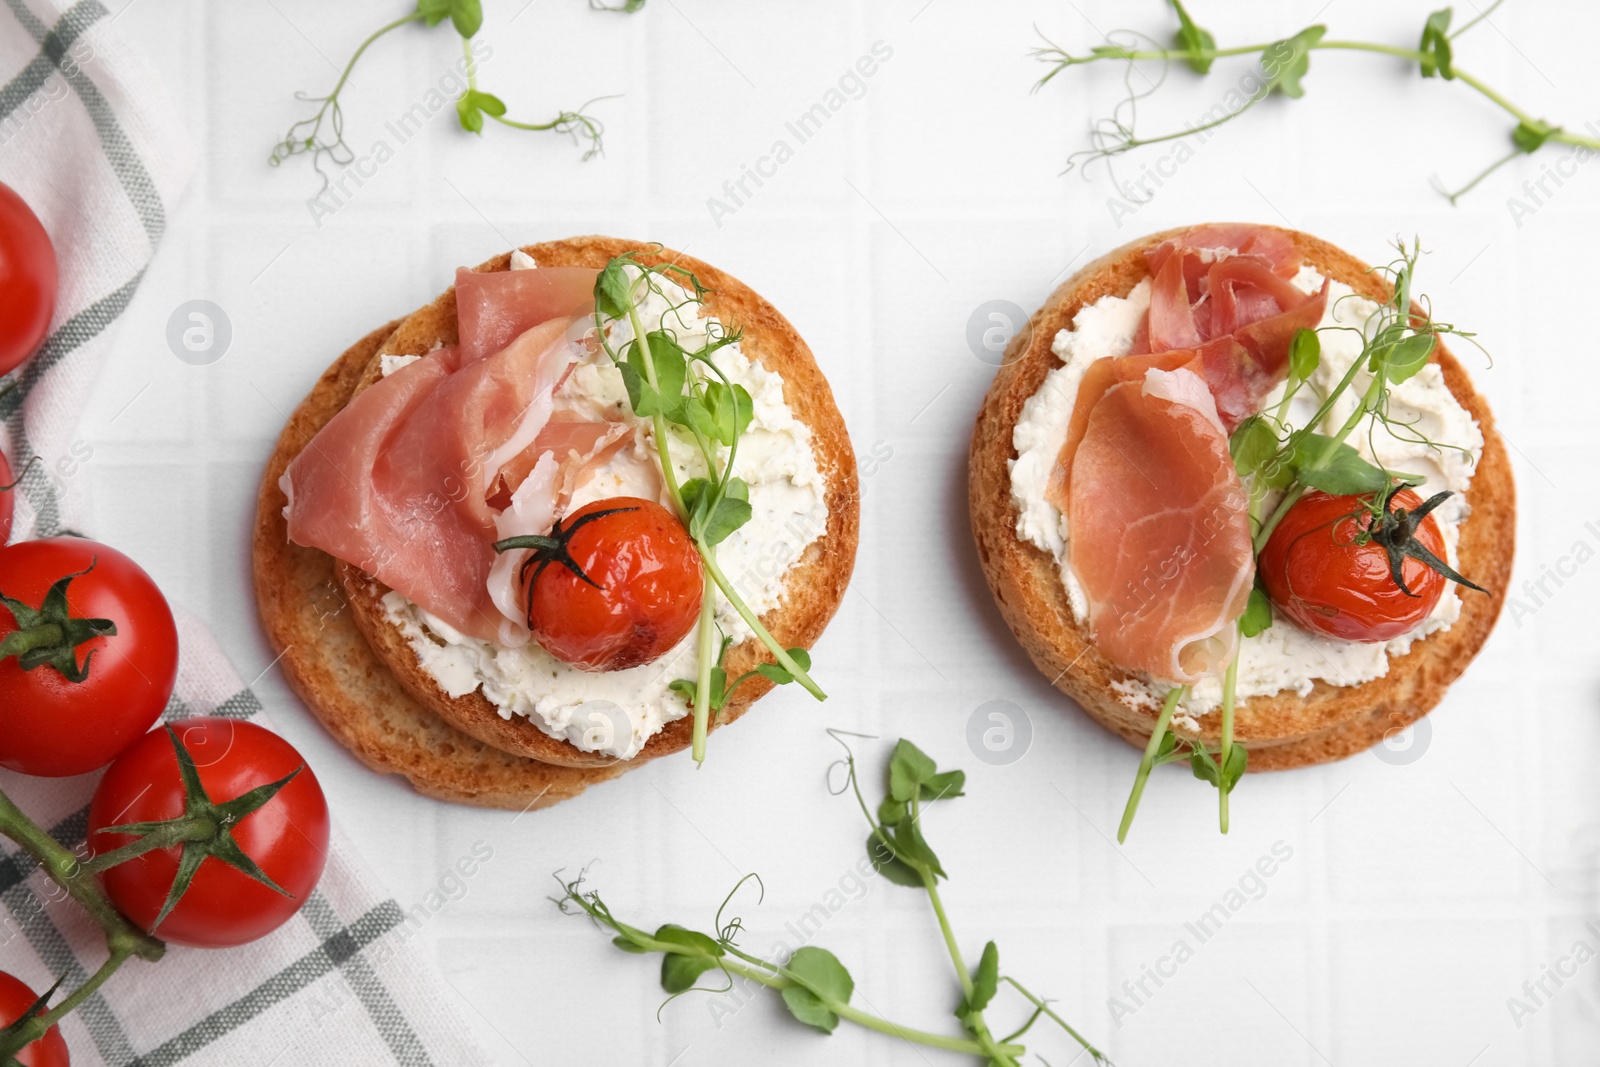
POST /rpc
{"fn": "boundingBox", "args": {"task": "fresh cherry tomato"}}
[515,496,703,671]
[88,718,330,948]
[0,182,58,376]
[0,448,14,545]
[1258,488,1446,642]
[0,537,178,777]
[0,971,69,1067]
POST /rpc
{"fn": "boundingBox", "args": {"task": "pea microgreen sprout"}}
[555,733,1111,1065]
[270,0,631,193]
[1035,0,1600,204]
[1118,241,1485,840]
[591,252,823,765]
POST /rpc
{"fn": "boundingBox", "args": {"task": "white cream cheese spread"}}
[380,260,829,758]
[1009,267,1484,718]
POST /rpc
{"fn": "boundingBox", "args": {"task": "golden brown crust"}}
[968,224,1514,770]
[268,237,858,773]
[252,321,633,809]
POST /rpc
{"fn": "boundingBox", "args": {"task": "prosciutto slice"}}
[455,266,598,363]
[1045,224,1319,682]
[1065,368,1254,683]
[283,264,606,647]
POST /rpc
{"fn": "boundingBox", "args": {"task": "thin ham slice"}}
[1064,368,1254,684]
[1045,224,1317,682]
[455,265,598,363]
[285,322,578,644]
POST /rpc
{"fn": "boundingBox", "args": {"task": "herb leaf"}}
[956,941,1001,1024]
[449,0,483,38]
[417,0,451,27]
[1168,0,1216,74]
[1512,118,1559,153]
[893,816,947,880]
[1290,433,1390,494]
[1383,331,1435,384]
[888,739,938,802]
[594,261,633,320]
[621,332,687,419]
[781,947,853,1034]
[653,924,724,993]
[1289,326,1321,380]
[1261,25,1326,98]
[1419,8,1454,79]
[866,832,924,887]
[1239,585,1273,638]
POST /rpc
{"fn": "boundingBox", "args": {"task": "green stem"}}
[0,788,163,963]
[0,623,63,660]
[1255,362,1386,553]
[1118,686,1186,843]
[700,550,824,700]
[1055,37,1600,150]
[0,946,131,1057]
[921,868,1018,1066]
[336,13,424,108]
[649,946,1014,1057]
[689,568,717,764]
[1001,976,1109,1064]
[1218,638,1241,834]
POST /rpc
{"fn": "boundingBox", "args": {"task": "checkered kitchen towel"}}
[0,1,490,1064]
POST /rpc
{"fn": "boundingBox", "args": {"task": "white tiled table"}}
[83,1,1600,1063]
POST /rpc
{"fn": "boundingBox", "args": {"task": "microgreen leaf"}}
[1189,745,1220,787]
[594,261,633,320]
[1289,327,1321,381]
[1229,416,1278,481]
[416,0,450,27]
[1261,25,1326,98]
[888,739,938,802]
[1221,744,1247,792]
[1512,118,1558,153]
[1382,331,1435,384]
[877,796,908,827]
[921,769,966,801]
[1167,0,1216,74]
[701,497,753,547]
[1239,586,1273,638]
[780,947,853,1034]
[1151,728,1189,766]
[1290,433,1390,494]
[620,332,687,419]
[866,832,924,887]
[956,941,1000,1022]
[1419,8,1454,79]
[893,815,946,880]
[612,935,651,954]
[755,647,813,685]
[455,93,484,134]
[704,380,754,447]
[661,954,718,994]
[449,0,483,38]
[653,923,724,993]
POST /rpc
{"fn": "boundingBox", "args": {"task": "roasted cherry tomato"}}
[88,718,331,948]
[508,496,702,671]
[1259,487,1455,642]
[0,537,178,777]
[0,971,69,1067]
[0,182,57,376]
[0,448,14,545]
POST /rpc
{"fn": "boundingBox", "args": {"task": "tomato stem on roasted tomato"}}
[1363,482,1487,597]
